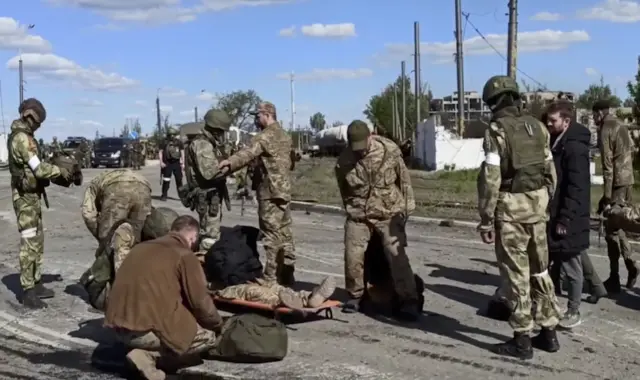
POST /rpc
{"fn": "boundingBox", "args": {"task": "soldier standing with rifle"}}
[7,98,73,309]
[158,127,184,201]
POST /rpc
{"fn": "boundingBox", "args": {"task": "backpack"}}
[209,314,288,363]
[204,225,263,287]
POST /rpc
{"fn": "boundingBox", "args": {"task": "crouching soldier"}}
[334,120,421,321]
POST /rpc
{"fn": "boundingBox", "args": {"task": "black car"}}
[92,137,130,168]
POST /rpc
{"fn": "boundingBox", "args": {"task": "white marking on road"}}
[0,310,97,348]
[0,319,76,350]
[298,268,344,278]
[297,253,341,267]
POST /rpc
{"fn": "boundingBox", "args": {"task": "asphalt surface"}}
[0,164,640,379]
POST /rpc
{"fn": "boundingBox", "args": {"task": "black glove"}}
[597,197,610,214]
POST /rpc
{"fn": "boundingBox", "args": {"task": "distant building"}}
[521,91,576,106]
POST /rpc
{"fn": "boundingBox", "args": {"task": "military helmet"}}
[166,127,178,136]
[482,75,519,104]
[142,207,178,241]
[50,154,83,187]
[203,109,232,131]
[19,98,46,124]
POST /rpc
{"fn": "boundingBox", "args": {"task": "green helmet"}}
[142,207,178,241]
[482,75,519,104]
[166,127,178,136]
[51,154,83,187]
[204,109,232,131]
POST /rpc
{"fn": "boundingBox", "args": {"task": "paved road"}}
[0,165,639,379]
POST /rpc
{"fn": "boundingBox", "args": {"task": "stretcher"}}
[212,295,342,321]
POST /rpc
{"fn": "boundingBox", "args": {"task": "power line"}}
[462,12,546,89]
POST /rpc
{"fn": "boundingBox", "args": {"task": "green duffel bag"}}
[208,314,288,363]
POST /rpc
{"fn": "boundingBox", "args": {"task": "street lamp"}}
[19,24,35,104]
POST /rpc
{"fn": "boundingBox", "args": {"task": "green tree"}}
[623,98,636,108]
[309,112,326,132]
[577,76,622,109]
[627,61,640,124]
[215,90,262,131]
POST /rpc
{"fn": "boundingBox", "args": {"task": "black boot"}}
[278,265,295,287]
[531,327,560,353]
[485,299,512,321]
[604,275,621,294]
[160,182,170,201]
[34,282,55,299]
[586,285,608,304]
[22,289,47,309]
[625,260,638,289]
[492,332,534,360]
[342,298,361,313]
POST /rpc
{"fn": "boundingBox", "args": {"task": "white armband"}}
[28,156,41,171]
[484,152,501,166]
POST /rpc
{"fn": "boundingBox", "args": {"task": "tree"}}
[215,90,262,131]
[131,118,142,135]
[627,60,640,124]
[331,121,343,127]
[309,112,326,132]
[577,76,622,109]
[623,98,636,108]
[120,123,130,138]
[121,118,142,138]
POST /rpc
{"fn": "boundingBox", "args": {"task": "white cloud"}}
[159,105,173,112]
[80,120,103,127]
[577,0,640,23]
[279,25,295,37]
[179,109,195,116]
[530,12,562,21]
[0,17,52,53]
[300,23,356,38]
[378,29,590,64]
[159,87,187,97]
[276,68,373,81]
[135,100,148,106]
[6,53,139,91]
[585,67,599,76]
[74,98,103,107]
[196,91,216,101]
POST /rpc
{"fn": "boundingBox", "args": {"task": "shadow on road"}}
[1,273,63,302]
[426,263,501,287]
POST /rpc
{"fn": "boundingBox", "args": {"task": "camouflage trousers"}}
[114,324,217,358]
[97,183,152,241]
[495,221,561,333]
[607,203,640,234]
[12,191,44,290]
[258,199,295,282]
[604,186,634,275]
[216,283,311,308]
[111,222,137,273]
[344,216,418,303]
[197,199,220,252]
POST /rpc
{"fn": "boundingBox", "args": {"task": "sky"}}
[0,0,639,140]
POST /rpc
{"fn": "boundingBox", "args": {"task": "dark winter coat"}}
[547,122,592,255]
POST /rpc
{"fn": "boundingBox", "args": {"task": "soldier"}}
[81,168,153,242]
[181,109,232,252]
[8,98,73,309]
[131,139,143,170]
[50,136,62,156]
[477,75,560,359]
[79,139,91,168]
[158,127,184,201]
[334,120,421,321]
[218,102,296,286]
[594,99,637,292]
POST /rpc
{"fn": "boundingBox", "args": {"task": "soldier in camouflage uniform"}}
[131,139,143,170]
[50,136,62,156]
[218,102,296,286]
[159,127,184,201]
[594,99,638,292]
[7,98,73,309]
[182,109,232,252]
[477,75,561,359]
[334,120,420,321]
[81,169,153,242]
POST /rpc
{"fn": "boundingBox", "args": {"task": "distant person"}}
[159,127,184,201]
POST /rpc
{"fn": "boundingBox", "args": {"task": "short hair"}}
[170,215,199,232]
[545,100,573,120]
[592,99,611,112]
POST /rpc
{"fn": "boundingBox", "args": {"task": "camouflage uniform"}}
[182,109,232,252]
[79,140,91,168]
[81,169,153,242]
[50,137,62,156]
[477,75,560,359]
[131,140,143,170]
[7,99,72,309]
[225,102,296,285]
[596,105,637,291]
[159,127,184,201]
[607,203,640,233]
[335,120,419,319]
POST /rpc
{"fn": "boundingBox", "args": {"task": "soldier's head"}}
[482,75,521,112]
[166,127,179,140]
[545,100,573,136]
[170,215,200,251]
[38,138,44,145]
[142,207,179,241]
[250,102,277,129]
[203,109,232,139]
[19,98,46,131]
[592,99,611,126]
[347,120,372,158]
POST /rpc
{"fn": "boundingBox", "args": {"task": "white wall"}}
[0,133,7,163]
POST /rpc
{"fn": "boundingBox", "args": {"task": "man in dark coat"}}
[545,101,606,329]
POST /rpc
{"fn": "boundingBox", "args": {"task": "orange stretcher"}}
[212,295,342,321]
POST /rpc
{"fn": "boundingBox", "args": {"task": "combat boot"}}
[21,289,47,309]
[278,265,295,287]
[307,277,337,308]
[603,275,621,294]
[126,349,165,380]
[586,286,607,304]
[342,298,361,313]
[34,282,55,299]
[492,332,534,360]
[625,260,638,289]
[531,327,560,353]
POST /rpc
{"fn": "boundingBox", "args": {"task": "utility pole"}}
[455,0,465,137]
[290,72,295,132]
[392,86,397,139]
[194,106,198,122]
[19,56,24,104]
[507,0,518,79]
[414,22,421,133]
[401,61,407,141]
[155,90,162,135]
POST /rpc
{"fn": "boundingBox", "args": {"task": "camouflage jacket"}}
[477,107,557,229]
[8,119,62,194]
[185,131,223,189]
[606,203,640,234]
[227,122,292,201]
[81,169,151,239]
[335,135,415,221]
[598,114,634,199]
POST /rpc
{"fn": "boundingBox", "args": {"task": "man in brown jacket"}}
[104,215,223,380]
[594,99,638,293]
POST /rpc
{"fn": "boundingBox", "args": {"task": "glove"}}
[597,197,611,214]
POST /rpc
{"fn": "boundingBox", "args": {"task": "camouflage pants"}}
[97,183,152,241]
[344,217,418,302]
[216,283,311,308]
[495,221,561,333]
[258,199,295,282]
[12,191,44,290]
[197,197,220,252]
[112,223,137,273]
[607,203,640,234]
[114,324,217,358]
[132,153,141,170]
[604,186,634,275]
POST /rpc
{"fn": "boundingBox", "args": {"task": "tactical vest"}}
[164,140,181,161]
[494,114,548,193]
[7,127,48,193]
[78,219,134,311]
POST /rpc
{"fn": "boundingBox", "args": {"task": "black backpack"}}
[204,225,263,287]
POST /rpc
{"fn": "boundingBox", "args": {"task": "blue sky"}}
[1,0,639,140]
